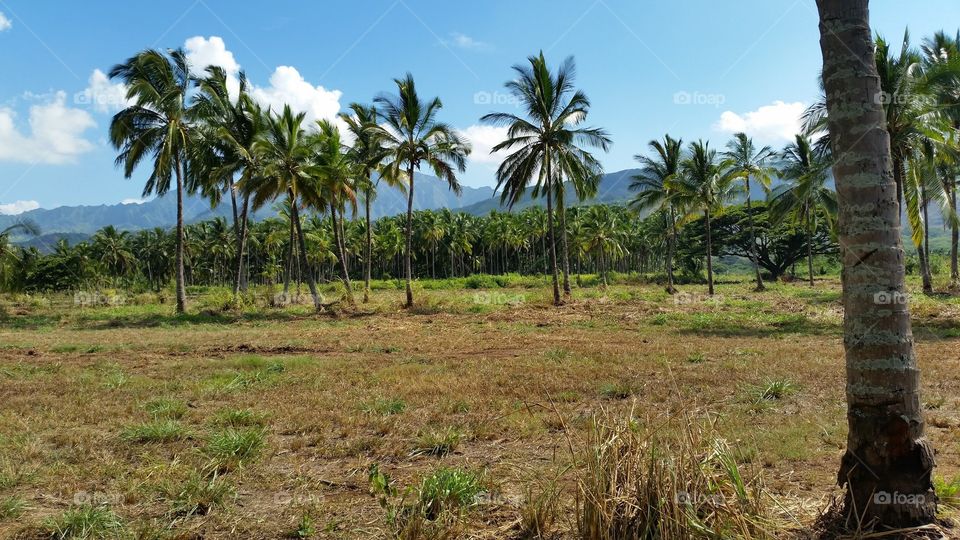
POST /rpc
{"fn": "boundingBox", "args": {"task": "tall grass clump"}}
[576,411,775,539]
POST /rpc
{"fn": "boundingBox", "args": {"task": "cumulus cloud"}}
[0,91,96,164]
[0,200,39,215]
[459,125,509,168]
[250,66,343,126]
[0,12,11,32]
[121,198,149,205]
[79,69,132,113]
[185,36,242,99]
[445,32,490,51]
[714,100,805,144]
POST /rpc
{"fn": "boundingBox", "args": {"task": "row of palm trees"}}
[107,47,615,311]
[6,204,677,294]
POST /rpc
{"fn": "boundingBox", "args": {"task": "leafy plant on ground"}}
[369,464,483,539]
[749,379,798,403]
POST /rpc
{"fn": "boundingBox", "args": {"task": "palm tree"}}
[672,140,739,296]
[109,48,195,313]
[770,134,838,286]
[340,103,394,302]
[191,66,265,296]
[724,133,776,291]
[815,0,936,527]
[248,105,323,310]
[581,205,625,286]
[372,74,470,308]
[630,135,683,293]
[0,221,39,290]
[92,226,136,282]
[481,52,611,305]
[308,119,358,305]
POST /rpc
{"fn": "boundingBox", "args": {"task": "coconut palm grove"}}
[2,1,960,538]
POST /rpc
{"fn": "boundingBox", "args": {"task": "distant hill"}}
[459,169,642,215]
[2,172,496,243]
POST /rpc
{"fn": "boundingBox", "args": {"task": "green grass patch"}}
[121,420,189,443]
[44,505,124,539]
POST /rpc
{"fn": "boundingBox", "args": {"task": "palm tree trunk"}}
[704,210,714,296]
[364,184,373,303]
[232,193,250,296]
[666,208,677,294]
[545,172,561,306]
[559,201,572,296]
[816,0,936,526]
[921,184,933,294]
[290,195,321,311]
[331,204,354,305]
[806,205,815,287]
[951,182,958,287]
[174,159,187,313]
[745,179,765,291]
[404,164,415,308]
[283,211,294,296]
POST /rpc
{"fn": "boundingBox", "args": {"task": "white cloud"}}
[714,100,805,143]
[0,200,39,215]
[79,69,132,113]
[445,32,490,51]
[0,91,96,164]
[250,66,343,128]
[460,124,509,168]
[121,198,149,205]
[0,12,11,32]
[185,36,242,99]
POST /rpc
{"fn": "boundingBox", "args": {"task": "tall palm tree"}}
[581,204,626,286]
[672,140,739,296]
[248,105,323,310]
[191,66,265,296]
[109,48,195,313]
[724,132,776,291]
[481,52,611,305]
[372,74,470,308]
[770,134,838,286]
[340,103,396,302]
[630,135,683,293]
[0,221,39,291]
[308,119,358,305]
[815,0,936,527]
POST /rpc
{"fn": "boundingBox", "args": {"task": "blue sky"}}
[0,0,956,213]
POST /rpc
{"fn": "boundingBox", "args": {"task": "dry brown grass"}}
[0,278,958,538]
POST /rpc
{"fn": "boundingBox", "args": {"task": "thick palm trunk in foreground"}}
[559,200,572,296]
[816,0,936,527]
[545,187,561,305]
[951,185,959,287]
[174,161,188,313]
[404,164,415,308]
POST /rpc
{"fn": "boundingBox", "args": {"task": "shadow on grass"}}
[651,311,841,338]
[0,309,318,331]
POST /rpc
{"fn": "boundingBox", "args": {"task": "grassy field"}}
[1,276,959,539]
